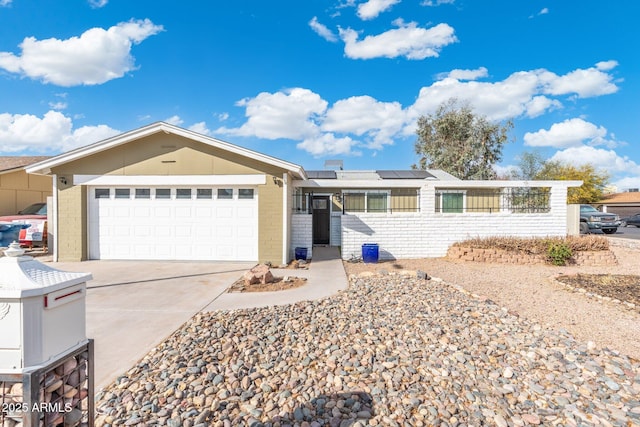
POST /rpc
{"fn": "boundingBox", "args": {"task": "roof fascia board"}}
[295,179,584,188]
[26,122,306,179]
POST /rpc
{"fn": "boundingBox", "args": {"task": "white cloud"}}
[48,101,68,110]
[215,88,328,140]
[407,62,619,125]
[524,118,609,148]
[297,133,358,157]
[0,0,12,7]
[0,111,119,153]
[357,0,400,20]
[0,19,163,86]
[440,67,488,81]
[309,17,338,42]
[188,122,211,136]
[339,20,457,60]
[165,115,184,126]
[217,62,620,157]
[421,0,455,6]
[539,63,619,98]
[539,8,549,15]
[550,146,640,178]
[88,0,108,8]
[322,95,405,148]
[217,112,229,121]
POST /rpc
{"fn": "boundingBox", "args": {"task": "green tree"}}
[414,98,513,179]
[510,150,547,180]
[536,161,609,204]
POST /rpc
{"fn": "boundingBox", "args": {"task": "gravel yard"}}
[343,244,640,361]
[95,245,640,426]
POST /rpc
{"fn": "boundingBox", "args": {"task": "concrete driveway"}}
[47,260,253,390]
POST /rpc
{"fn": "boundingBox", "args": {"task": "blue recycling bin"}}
[295,247,308,260]
[362,243,379,263]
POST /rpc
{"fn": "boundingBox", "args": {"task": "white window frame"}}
[436,190,467,213]
[342,190,391,213]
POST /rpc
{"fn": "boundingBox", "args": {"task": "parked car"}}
[579,204,620,234]
[620,213,640,227]
[0,202,47,221]
[0,202,47,247]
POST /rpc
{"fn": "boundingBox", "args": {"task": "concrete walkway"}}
[202,246,349,311]
[48,260,253,390]
[44,247,348,389]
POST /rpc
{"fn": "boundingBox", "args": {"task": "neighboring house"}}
[26,122,581,263]
[596,191,640,217]
[0,156,52,216]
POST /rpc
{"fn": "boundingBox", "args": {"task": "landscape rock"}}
[95,274,640,425]
[242,264,274,285]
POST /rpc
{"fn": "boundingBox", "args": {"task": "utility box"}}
[0,242,94,427]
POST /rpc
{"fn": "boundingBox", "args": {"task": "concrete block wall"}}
[340,185,570,260]
[290,214,313,259]
[330,214,341,246]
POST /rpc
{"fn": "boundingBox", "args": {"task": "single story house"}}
[26,122,581,263]
[595,191,640,217]
[0,156,52,216]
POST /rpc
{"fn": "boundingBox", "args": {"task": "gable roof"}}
[0,156,51,174]
[25,122,307,179]
[599,192,640,204]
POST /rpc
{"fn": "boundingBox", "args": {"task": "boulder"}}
[243,264,275,285]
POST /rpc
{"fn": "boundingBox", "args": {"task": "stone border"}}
[551,275,638,312]
[446,246,617,266]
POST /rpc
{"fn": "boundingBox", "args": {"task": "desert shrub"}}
[452,235,609,254]
[547,242,573,266]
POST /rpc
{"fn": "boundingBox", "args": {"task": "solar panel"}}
[306,170,337,179]
[376,170,434,179]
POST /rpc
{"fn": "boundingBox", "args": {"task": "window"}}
[238,189,254,199]
[156,189,171,199]
[176,189,192,199]
[343,192,365,212]
[115,188,130,199]
[442,193,463,213]
[197,189,212,199]
[367,193,388,212]
[217,188,233,199]
[95,188,110,199]
[343,191,390,213]
[313,199,328,210]
[135,188,150,199]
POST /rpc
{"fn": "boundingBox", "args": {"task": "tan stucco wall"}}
[51,133,287,262]
[0,169,52,216]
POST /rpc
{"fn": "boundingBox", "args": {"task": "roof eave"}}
[25,122,307,179]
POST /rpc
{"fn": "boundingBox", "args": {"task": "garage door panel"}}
[175,207,192,218]
[89,186,258,261]
[154,207,172,217]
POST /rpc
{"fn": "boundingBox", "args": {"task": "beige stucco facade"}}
[49,132,290,262]
[0,169,52,216]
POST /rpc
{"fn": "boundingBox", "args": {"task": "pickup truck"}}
[579,204,620,234]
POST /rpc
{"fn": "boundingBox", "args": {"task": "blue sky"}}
[1,0,638,190]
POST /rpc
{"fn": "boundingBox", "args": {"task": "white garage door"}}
[88,186,258,261]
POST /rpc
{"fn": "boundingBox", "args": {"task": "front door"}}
[312,196,330,245]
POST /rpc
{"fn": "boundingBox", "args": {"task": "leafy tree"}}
[510,150,547,180]
[414,98,513,179]
[536,161,610,204]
